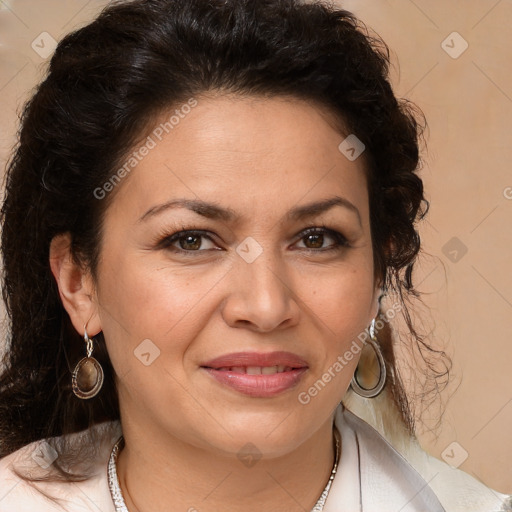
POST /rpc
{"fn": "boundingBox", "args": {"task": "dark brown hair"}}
[0,0,450,492]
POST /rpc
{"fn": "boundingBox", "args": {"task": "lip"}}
[202,367,308,397]
[201,351,309,398]
[202,351,309,369]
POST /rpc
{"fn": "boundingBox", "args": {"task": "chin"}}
[203,412,313,456]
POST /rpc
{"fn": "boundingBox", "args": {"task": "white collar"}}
[324,403,445,512]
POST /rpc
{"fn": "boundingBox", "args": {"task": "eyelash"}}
[154,224,350,256]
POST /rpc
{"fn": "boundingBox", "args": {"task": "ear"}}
[369,277,384,321]
[49,233,102,337]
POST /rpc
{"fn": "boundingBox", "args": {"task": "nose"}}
[221,248,301,333]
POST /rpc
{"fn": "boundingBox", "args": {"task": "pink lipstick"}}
[201,351,308,398]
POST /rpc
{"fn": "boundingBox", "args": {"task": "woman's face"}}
[91,94,380,457]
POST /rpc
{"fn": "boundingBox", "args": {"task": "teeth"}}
[214,366,295,374]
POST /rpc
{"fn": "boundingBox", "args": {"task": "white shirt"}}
[325,403,445,511]
[0,402,509,511]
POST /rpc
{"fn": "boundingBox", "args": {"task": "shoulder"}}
[341,392,512,512]
[0,444,66,512]
[335,402,446,511]
[0,421,121,512]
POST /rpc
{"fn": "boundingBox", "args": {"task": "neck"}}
[115,412,339,512]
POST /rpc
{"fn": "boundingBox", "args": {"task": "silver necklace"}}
[108,428,340,512]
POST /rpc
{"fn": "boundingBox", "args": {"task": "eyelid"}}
[154,229,218,252]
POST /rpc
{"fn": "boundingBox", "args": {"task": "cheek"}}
[96,255,225,368]
[304,265,375,336]
[292,267,374,411]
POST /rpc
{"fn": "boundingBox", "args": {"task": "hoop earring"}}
[350,318,386,398]
[72,326,104,399]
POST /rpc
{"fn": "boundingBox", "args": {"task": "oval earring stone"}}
[72,357,104,399]
[354,342,379,390]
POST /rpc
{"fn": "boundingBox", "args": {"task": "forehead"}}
[107,94,370,225]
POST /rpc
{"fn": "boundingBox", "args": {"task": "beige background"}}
[0,0,511,494]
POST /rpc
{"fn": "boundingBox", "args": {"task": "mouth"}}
[200,351,309,397]
[208,365,298,374]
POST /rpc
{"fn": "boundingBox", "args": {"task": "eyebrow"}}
[138,195,362,227]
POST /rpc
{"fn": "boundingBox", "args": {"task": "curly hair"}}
[0,0,450,488]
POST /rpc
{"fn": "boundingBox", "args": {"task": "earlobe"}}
[49,233,101,336]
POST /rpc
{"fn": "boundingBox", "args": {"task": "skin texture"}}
[50,94,381,512]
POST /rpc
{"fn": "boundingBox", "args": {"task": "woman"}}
[0,0,509,511]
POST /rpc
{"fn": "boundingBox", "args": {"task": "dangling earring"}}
[71,326,104,399]
[350,318,387,398]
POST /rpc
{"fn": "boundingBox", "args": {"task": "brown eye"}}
[157,230,218,254]
[295,227,349,252]
[178,234,202,251]
[303,233,325,249]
